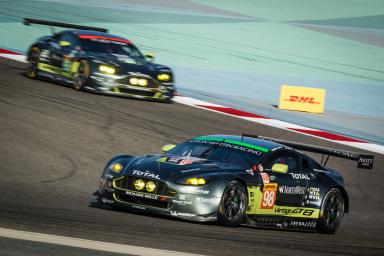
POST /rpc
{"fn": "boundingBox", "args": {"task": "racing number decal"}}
[260,183,277,209]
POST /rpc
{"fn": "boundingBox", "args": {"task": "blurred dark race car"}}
[24,18,175,102]
[93,134,374,234]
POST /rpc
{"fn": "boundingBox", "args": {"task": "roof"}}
[192,134,284,153]
[70,30,132,44]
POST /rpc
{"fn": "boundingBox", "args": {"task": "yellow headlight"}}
[99,65,115,74]
[138,79,148,86]
[185,177,206,185]
[146,180,156,192]
[157,73,170,81]
[129,77,138,85]
[134,179,145,190]
[111,163,123,173]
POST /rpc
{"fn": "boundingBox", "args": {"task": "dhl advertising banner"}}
[279,85,326,114]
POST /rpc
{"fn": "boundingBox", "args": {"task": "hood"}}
[122,154,242,181]
[88,52,171,76]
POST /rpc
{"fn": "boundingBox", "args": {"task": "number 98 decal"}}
[260,183,278,209]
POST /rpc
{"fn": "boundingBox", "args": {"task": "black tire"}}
[217,180,247,227]
[73,60,90,90]
[26,47,40,79]
[318,188,344,234]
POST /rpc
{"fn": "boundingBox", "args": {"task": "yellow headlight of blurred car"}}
[137,79,148,86]
[134,179,146,190]
[157,73,170,81]
[185,177,206,185]
[110,163,123,173]
[99,65,116,74]
[146,180,156,192]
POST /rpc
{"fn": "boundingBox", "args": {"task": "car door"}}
[261,149,308,207]
[49,32,78,73]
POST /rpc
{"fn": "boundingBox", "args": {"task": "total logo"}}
[289,173,310,180]
[285,95,320,104]
[132,170,160,180]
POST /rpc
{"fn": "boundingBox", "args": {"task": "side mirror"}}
[59,41,71,47]
[162,144,176,153]
[145,52,155,63]
[271,163,288,174]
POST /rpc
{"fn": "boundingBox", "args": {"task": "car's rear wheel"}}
[26,47,40,79]
[318,188,344,234]
[217,180,247,227]
[73,60,90,90]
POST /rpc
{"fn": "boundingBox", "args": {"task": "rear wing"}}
[243,134,374,169]
[23,18,108,33]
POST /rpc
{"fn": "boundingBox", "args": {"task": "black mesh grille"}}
[117,88,156,97]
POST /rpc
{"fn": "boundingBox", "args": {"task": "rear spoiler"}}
[243,134,374,169]
[23,18,108,33]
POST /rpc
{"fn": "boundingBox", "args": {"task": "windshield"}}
[79,38,144,59]
[167,140,264,169]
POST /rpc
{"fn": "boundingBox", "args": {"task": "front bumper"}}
[99,174,220,222]
[87,73,174,101]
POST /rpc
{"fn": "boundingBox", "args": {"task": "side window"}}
[302,155,322,171]
[59,33,78,49]
[264,150,300,172]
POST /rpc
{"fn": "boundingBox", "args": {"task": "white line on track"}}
[0,227,205,256]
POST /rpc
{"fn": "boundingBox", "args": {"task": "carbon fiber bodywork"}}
[95,135,356,232]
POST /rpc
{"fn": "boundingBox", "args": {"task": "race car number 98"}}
[260,183,277,209]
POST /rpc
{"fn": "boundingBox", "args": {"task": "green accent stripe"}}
[193,136,269,152]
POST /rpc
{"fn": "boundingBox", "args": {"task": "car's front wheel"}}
[217,180,247,227]
[73,60,90,90]
[318,188,344,234]
[26,47,40,79]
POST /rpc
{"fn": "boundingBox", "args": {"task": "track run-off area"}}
[0,57,384,255]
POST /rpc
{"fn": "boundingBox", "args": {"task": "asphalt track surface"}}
[0,58,383,256]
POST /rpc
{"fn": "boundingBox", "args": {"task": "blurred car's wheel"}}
[26,47,40,79]
[73,60,90,90]
[217,180,247,227]
[318,188,344,234]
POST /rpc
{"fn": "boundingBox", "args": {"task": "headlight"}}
[157,73,170,81]
[185,177,206,185]
[134,179,145,190]
[110,163,123,173]
[129,77,148,86]
[99,65,116,74]
[146,180,156,192]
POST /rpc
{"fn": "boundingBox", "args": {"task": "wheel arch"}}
[333,185,349,213]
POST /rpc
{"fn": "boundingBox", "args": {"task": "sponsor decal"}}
[170,211,196,217]
[289,173,310,180]
[278,185,306,195]
[191,139,263,156]
[181,168,201,173]
[358,155,374,169]
[307,187,320,200]
[132,205,146,210]
[125,190,159,200]
[260,183,278,209]
[245,168,254,176]
[161,156,200,165]
[172,194,192,205]
[196,197,218,203]
[172,199,192,205]
[260,173,270,184]
[132,170,160,180]
[258,164,264,172]
[274,207,316,217]
[285,96,320,104]
[313,168,329,173]
[289,220,317,229]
